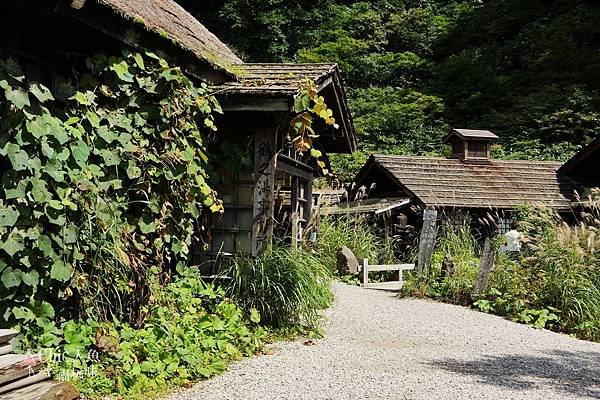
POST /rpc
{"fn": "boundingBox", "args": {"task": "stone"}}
[336,246,359,275]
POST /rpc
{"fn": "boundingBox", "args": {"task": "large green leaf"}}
[2,228,24,257]
[29,83,54,103]
[70,140,90,167]
[0,203,19,227]
[1,266,21,288]
[4,87,30,109]
[50,260,72,282]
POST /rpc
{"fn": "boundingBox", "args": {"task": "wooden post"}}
[474,237,495,296]
[252,128,275,256]
[362,258,369,286]
[417,206,437,275]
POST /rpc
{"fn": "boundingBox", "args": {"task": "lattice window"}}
[497,217,514,235]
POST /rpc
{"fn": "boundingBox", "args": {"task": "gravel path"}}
[167,282,600,400]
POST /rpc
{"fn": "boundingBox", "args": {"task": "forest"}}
[179,0,600,180]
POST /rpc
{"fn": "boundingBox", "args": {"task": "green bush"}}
[220,247,334,329]
[35,267,266,399]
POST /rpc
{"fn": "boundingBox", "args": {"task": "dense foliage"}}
[0,51,222,344]
[402,206,600,341]
[183,0,600,181]
[47,268,266,399]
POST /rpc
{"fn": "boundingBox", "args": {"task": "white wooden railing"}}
[359,259,415,290]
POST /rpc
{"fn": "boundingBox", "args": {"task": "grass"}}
[316,214,395,272]
[402,206,600,341]
[219,246,334,329]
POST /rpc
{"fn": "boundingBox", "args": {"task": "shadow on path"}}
[429,349,600,398]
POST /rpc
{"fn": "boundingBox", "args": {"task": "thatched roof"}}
[215,63,338,95]
[355,155,580,210]
[96,0,241,73]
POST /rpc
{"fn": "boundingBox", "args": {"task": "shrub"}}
[220,247,334,329]
[34,267,266,399]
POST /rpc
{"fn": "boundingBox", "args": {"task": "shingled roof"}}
[95,0,241,74]
[356,155,580,210]
[215,63,338,95]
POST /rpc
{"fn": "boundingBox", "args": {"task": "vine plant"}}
[0,51,223,337]
[288,78,339,175]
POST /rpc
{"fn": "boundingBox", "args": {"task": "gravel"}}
[167,282,600,400]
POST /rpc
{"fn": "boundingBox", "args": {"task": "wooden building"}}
[347,129,580,239]
[1,0,356,258]
[559,137,600,187]
[210,64,356,256]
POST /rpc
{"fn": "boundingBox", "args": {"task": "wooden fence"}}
[359,259,415,291]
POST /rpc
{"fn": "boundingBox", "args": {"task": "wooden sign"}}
[252,128,275,256]
[474,237,495,296]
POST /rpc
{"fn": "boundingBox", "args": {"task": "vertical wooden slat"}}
[474,237,495,296]
[362,258,369,287]
[290,176,299,250]
[252,128,275,256]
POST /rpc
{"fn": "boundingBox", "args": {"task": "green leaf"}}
[73,91,90,105]
[2,228,24,257]
[110,60,134,82]
[29,83,54,103]
[126,160,142,179]
[50,260,72,282]
[133,53,145,70]
[22,270,39,287]
[70,140,90,167]
[86,111,101,128]
[1,267,21,288]
[7,144,29,171]
[249,308,261,323]
[138,218,156,234]
[100,149,120,166]
[5,87,30,109]
[310,148,322,158]
[0,204,19,227]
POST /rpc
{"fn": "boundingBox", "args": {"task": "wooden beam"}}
[276,154,313,181]
[0,380,78,400]
[219,95,291,112]
[0,331,17,346]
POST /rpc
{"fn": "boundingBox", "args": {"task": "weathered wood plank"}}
[0,332,17,346]
[0,354,45,386]
[363,264,415,272]
[417,207,438,275]
[0,380,79,400]
[252,128,275,256]
[0,346,11,357]
[0,371,50,395]
[474,237,495,296]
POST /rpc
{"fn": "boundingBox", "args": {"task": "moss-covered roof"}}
[97,0,241,74]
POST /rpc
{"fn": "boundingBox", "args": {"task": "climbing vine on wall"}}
[0,51,223,332]
[288,78,338,175]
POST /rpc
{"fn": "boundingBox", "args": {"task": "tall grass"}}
[316,214,395,271]
[403,205,600,342]
[220,247,333,329]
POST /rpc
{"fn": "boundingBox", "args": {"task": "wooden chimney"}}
[445,129,498,163]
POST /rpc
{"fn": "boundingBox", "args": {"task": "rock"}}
[336,246,359,275]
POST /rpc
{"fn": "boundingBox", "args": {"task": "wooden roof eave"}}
[355,156,426,209]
